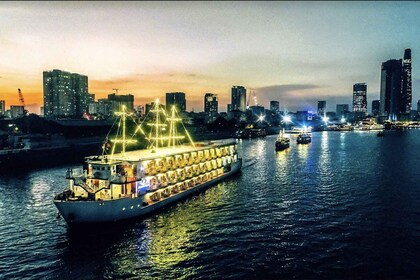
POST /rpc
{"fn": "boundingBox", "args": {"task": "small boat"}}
[297,133,311,144]
[275,129,290,151]
[377,131,385,137]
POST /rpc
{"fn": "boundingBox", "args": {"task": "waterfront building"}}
[417,100,420,114]
[353,83,367,120]
[40,106,44,116]
[317,101,326,117]
[231,86,246,112]
[0,100,5,116]
[204,93,218,115]
[402,49,412,115]
[249,105,265,117]
[372,100,380,117]
[108,93,134,113]
[166,92,186,112]
[43,69,89,119]
[336,104,349,119]
[380,49,412,121]
[270,101,279,112]
[10,105,24,119]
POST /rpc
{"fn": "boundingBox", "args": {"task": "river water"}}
[0,130,419,279]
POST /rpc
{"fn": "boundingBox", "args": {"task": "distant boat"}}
[275,129,290,151]
[297,133,312,144]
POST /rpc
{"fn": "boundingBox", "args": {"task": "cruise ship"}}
[54,101,242,226]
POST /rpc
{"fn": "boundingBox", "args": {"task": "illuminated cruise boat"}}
[54,101,242,226]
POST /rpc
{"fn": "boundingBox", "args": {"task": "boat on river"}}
[297,132,312,144]
[54,101,242,226]
[275,129,290,151]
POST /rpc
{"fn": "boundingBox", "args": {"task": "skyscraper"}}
[353,83,367,119]
[401,48,412,114]
[43,69,89,118]
[166,92,186,112]
[270,101,279,112]
[380,59,402,120]
[372,100,380,117]
[231,86,246,112]
[317,101,326,117]
[204,93,218,115]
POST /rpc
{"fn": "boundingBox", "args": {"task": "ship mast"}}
[146,99,168,151]
[110,105,137,158]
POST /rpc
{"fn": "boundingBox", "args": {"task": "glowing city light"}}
[322,116,329,123]
[258,115,265,122]
[283,115,291,123]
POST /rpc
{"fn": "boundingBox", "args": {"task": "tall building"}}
[0,100,5,116]
[270,101,279,112]
[380,59,402,120]
[401,48,412,114]
[231,86,246,112]
[336,104,349,119]
[43,69,89,118]
[317,101,326,117]
[204,93,218,115]
[353,83,367,118]
[380,49,413,121]
[10,105,24,119]
[166,92,186,112]
[372,100,380,117]
[108,93,134,113]
[417,100,420,113]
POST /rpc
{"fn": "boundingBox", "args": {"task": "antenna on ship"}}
[110,105,137,159]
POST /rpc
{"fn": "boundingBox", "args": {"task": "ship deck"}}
[87,139,237,163]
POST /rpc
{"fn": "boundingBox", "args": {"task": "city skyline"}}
[1,2,419,114]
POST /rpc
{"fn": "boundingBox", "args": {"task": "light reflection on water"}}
[1,131,420,279]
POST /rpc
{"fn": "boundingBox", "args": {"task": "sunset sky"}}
[1,1,419,114]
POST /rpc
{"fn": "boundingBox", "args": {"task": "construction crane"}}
[112,88,119,94]
[18,88,28,116]
[246,90,258,109]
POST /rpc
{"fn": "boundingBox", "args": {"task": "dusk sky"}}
[1,1,419,114]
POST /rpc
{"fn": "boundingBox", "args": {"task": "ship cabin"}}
[64,140,239,204]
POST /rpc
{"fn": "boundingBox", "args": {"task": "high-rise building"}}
[317,101,326,117]
[204,93,218,115]
[108,93,134,113]
[43,69,89,118]
[336,104,349,119]
[166,92,186,112]
[401,49,412,114]
[270,101,279,112]
[353,83,367,119]
[417,100,420,113]
[227,104,232,112]
[0,100,5,116]
[372,100,380,117]
[380,59,402,120]
[10,105,24,119]
[231,86,246,112]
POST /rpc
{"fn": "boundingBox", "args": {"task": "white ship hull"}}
[55,160,241,226]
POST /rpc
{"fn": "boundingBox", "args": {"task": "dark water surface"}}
[1,130,420,279]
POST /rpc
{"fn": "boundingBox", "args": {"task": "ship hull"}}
[54,160,242,226]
